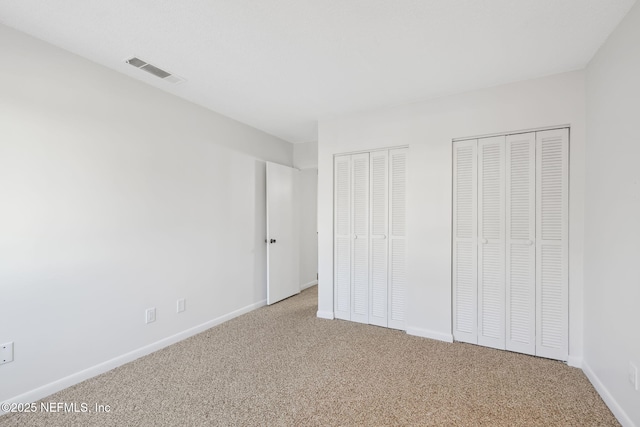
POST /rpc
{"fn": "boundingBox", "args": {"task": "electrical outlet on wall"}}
[629,362,639,391]
[0,342,14,365]
[177,298,186,313]
[145,307,156,324]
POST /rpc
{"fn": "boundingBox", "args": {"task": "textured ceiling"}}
[0,0,635,143]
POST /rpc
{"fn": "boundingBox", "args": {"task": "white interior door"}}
[369,150,389,327]
[452,128,569,361]
[266,162,300,305]
[388,148,408,330]
[350,153,370,324]
[477,135,506,350]
[334,155,352,320]
[535,128,569,360]
[506,132,536,355]
[452,139,478,344]
[335,148,408,329]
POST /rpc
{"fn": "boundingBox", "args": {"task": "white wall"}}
[318,71,586,361]
[584,2,640,425]
[0,24,292,404]
[293,142,318,288]
[293,140,318,170]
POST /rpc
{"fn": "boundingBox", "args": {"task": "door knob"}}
[482,238,488,244]
[527,240,534,246]
[270,239,276,244]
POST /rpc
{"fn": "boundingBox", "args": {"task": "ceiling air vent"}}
[125,57,185,84]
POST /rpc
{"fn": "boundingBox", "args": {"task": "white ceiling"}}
[0,0,635,143]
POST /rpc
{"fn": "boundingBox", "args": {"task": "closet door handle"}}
[527,240,534,246]
[481,238,488,244]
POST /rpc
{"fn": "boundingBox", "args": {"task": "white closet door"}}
[388,148,408,330]
[535,129,568,360]
[452,140,478,343]
[334,155,351,320]
[369,150,389,327]
[505,133,536,355]
[351,153,370,324]
[477,136,506,349]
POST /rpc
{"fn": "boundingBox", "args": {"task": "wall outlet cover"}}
[0,342,14,365]
[629,362,639,391]
[145,307,156,324]
[177,298,186,313]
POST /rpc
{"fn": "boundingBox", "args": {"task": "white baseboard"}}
[567,355,582,368]
[316,310,334,320]
[0,299,267,415]
[301,280,318,290]
[406,327,454,343]
[582,359,636,427]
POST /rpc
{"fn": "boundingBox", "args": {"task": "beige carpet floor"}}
[1,286,618,426]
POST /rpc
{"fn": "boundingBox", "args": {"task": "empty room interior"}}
[1,0,639,425]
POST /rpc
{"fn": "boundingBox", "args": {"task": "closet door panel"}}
[334,155,351,320]
[452,140,478,343]
[369,150,389,327]
[351,153,370,324]
[477,136,506,350]
[388,148,408,330]
[505,133,536,355]
[535,129,568,360]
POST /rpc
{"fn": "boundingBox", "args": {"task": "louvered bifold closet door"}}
[453,140,478,343]
[334,155,352,320]
[505,133,536,355]
[351,153,370,324]
[388,148,408,330]
[535,129,568,360]
[477,136,506,350]
[369,150,389,327]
